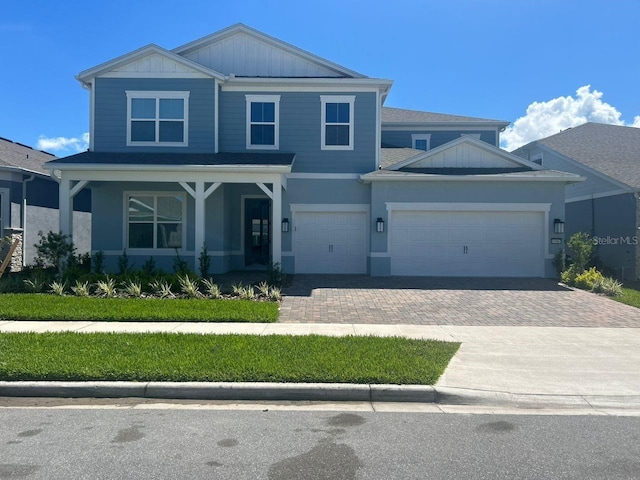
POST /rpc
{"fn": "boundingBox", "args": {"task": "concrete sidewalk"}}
[1,321,639,408]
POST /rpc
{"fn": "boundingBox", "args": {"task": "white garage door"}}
[294,211,368,274]
[390,210,544,277]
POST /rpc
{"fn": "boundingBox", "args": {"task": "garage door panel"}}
[294,211,367,274]
[390,210,544,277]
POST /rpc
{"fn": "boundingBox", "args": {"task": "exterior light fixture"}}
[281,218,289,233]
[554,219,565,234]
[376,217,384,233]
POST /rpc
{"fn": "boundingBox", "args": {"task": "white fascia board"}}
[222,77,393,94]
[565,189,637,203]
[535,143,635,192]
[388,136,545,171]
[76,44,225,85]
[0,166,51,179]
[172,23,367,79]
[361,173,586,183]
[382,122,510,130]
[45,163,291,174]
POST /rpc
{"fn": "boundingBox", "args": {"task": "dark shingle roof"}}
[530,122,640,189]
[382,107,509,125]
[0,137,56,174]
[46,151,295,167]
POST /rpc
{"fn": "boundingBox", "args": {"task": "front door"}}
[244,198,271,266]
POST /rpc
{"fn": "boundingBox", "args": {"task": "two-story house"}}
[46,24,582,277]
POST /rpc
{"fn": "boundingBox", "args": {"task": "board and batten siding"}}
[381,130,497,149]
[93,78,216,153]
[219,91,377,173]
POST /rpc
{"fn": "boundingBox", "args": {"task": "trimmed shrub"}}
[574,267,605,291]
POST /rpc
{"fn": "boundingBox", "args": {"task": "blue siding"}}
[94,78,216,153]
[566,194,637,279]
[381,130,497,149]
[219,91,377,173]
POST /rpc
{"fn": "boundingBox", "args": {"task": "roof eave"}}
[44,163,292,173]
[360,173,585,183]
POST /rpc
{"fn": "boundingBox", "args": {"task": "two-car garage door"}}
[390,210,545,277]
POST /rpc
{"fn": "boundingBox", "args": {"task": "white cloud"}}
[501,86,639,151]
[37,133,89,153]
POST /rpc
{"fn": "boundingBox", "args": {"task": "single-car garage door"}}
[390,210,544,277]
[294,211,368,274]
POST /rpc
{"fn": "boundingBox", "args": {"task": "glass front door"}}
[244,198,271,266]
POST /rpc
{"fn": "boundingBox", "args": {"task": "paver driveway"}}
[279,275,640,327]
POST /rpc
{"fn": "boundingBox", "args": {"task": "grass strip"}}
[613,287,640,309]
[0,332,460,385]
[0,294,278,323]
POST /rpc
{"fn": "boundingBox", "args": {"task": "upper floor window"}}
[321,95,355,150]
[246,95,280,150]
[126,193,185,249]
[126,91,189,147]
[412,134,431,151]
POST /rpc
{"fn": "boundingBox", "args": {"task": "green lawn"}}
[0,332,460,385]
[613,287,640,309]
[0,294,278,323]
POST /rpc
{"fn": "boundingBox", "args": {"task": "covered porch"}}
[46,152,294,275]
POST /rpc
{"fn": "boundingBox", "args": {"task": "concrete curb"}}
[2,382,639,409]
[0,381,435,403]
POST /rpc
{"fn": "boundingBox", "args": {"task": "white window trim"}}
[321,95,355,151]
[126,91,189,147]
[245,94,280,150]
[124,191,187,251]
[411,133,431,151]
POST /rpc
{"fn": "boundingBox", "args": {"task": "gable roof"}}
[77,44,226,84]
[382,107,510,127]
[515,122,640,189]
[0,137,56,175]
[173,23,366,79]
[386,136,543,171]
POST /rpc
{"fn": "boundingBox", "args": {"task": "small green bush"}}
[567,232,593,273]
[34,231,76,277]
[593,276,623,297]
[560,265,578,285]
[574,267,605,291]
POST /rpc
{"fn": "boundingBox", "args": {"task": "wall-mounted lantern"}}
[376,217,385,233]
[281,218,289,233]
[554,219,565,234]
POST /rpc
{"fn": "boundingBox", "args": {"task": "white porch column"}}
[194,181,205,274]
[59,176,73,238]
[272,176,282,265]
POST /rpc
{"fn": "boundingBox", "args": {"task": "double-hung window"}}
[126,91,189,146]
[321,95,355,150]
[411,134,431,151]
[246,95,280,149]
[127,193,185,249]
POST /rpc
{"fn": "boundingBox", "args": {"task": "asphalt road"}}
[1,405,639,479]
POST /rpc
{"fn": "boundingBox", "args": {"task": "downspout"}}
[22,174,35,266]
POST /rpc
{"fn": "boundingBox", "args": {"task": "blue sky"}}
[1,0,639,153]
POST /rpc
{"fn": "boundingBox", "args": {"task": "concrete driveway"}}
[279,275,640,327]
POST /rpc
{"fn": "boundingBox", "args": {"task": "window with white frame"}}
[126,193,185,249]
[411,134,431,151]
[321,95,355,150]
[126,91,189,146]
[246,95,280,149]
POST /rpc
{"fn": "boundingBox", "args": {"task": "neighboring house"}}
[46,23,581,278]
[0,137,91,269]
[513,122,640,280]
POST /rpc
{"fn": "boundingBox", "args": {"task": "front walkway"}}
[279,275,640,327]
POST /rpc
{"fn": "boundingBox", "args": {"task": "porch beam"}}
[69,180,89,198]
[204,182,221,199]
[281,174,287,191]
[272,177,282,265]
[179,181,196,198]
[256,182,273,199]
